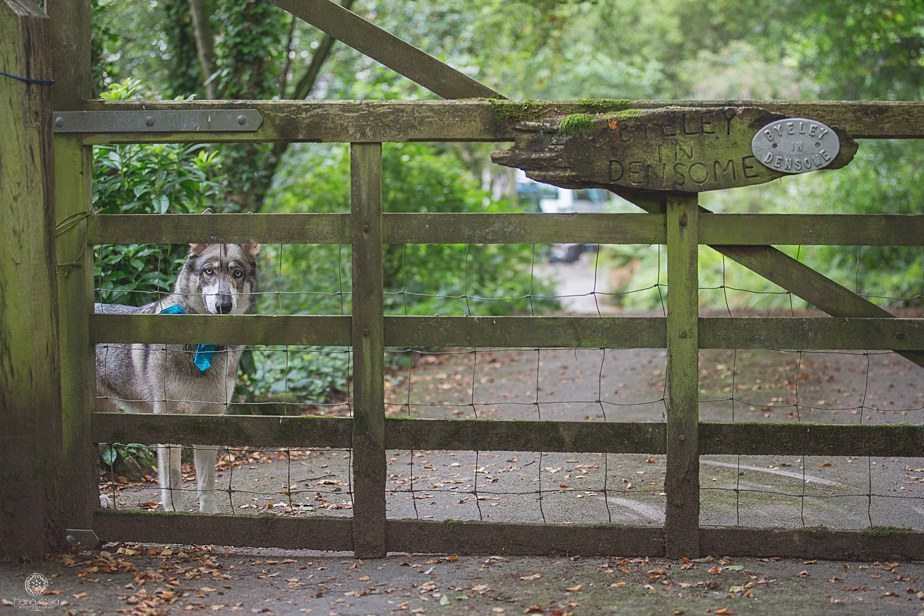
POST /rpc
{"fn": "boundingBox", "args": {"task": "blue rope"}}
[0,69,53,85]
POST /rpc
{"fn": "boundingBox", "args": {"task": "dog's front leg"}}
[194,445,218,513]
[157,444,183,512]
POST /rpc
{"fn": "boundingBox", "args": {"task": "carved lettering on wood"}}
[492,107,858,193]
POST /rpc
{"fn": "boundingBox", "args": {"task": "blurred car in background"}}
[515,171,610,263]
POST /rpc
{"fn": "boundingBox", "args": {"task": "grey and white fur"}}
[95,242,260,513]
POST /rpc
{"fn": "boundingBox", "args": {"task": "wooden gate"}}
[44,1,924,560]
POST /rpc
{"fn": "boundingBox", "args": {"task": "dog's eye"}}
[203,267,214,276]
[233,269,243,279]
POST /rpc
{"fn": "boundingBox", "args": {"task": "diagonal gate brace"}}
[616,189,924,370]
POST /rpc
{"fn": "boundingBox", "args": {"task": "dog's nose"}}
[216,295,233,314]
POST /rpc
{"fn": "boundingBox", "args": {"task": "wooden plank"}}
[89,212,663,246]
[89,314,352,346]
[90,415,924,457]
[700,423,924,457]
[384,213,665,244]
[87,212,924,248]
[89,213,350,244]
[49,0,98,533]
[94,510,354,551]
[385,419,666,453]
[0,0,65,562]
[387,520,665,556]
[699,214,924,246]
[89,314,921,351]
[71,100,924,144]
[384,316,666,348]
[665,193,700,558]
[700,317,924,350]
[92,413,352,448]
[350,143,386,558]
[268,0,499,99]
[699,527,924,561]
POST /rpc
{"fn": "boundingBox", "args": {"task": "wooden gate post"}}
[0,0,65,561]
[48,0,98,532]
[665,193,700,558]
[350,143,387,557]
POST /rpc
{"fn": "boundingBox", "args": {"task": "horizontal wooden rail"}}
[92,511,922,559]
[92,413,922,457]
[699,214,924,246]
[385,419,665,453]
[89,213,924,247]
[701,317,924,350]
[89,314,352,345]
[89,315,924,351]
[387,520,665,556]
[66,100,924,143]
[700,422,924,457]
[89,213,350,245]
[699,527,924,561]
[94,510,353,551]
[92,413,352,448]
[385,213,665,244]
[384,316,666,348]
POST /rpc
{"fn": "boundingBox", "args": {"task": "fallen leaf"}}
[520,574,542,581]
[565,584,583,592]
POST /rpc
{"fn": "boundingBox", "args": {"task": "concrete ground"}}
[2,546,923,614]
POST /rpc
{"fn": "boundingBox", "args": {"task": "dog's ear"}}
[189,243,208,257]
[242,243,261,259]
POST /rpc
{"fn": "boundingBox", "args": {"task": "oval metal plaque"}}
[751,118,840,174]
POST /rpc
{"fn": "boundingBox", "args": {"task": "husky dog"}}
[95,241,260,513]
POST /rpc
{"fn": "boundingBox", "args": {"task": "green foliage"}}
[93,81,225,305]
[99,442,155,478]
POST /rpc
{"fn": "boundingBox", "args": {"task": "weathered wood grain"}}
[699,214,924,246]
[350,143,387,558]
[88,212,924,247]
[492,108,857,192]
[92,413,352,448]
[95,510,354,551]
[665,194,700,558]
[89,314,352,345]
[383,316,666,348]
[49,0,99,534]
[700,423,924,457]
[700,527,924,561]
[384,419,666,453]
[0,0,65,562]
[68,100,924,144]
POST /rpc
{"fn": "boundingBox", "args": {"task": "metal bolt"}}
[54,116,64,127]
[362,327,370,337]
[679,434,686,441]
[896,332,905,340]
[679,330,688,339]
[362,223,371,233]
[145,116,155,127]
[237,114,247,126]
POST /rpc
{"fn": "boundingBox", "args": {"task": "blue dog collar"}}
[159,304,217,372]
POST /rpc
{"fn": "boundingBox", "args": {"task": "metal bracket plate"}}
[53,109,263,133]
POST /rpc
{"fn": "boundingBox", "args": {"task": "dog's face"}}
[179,243,260,315]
